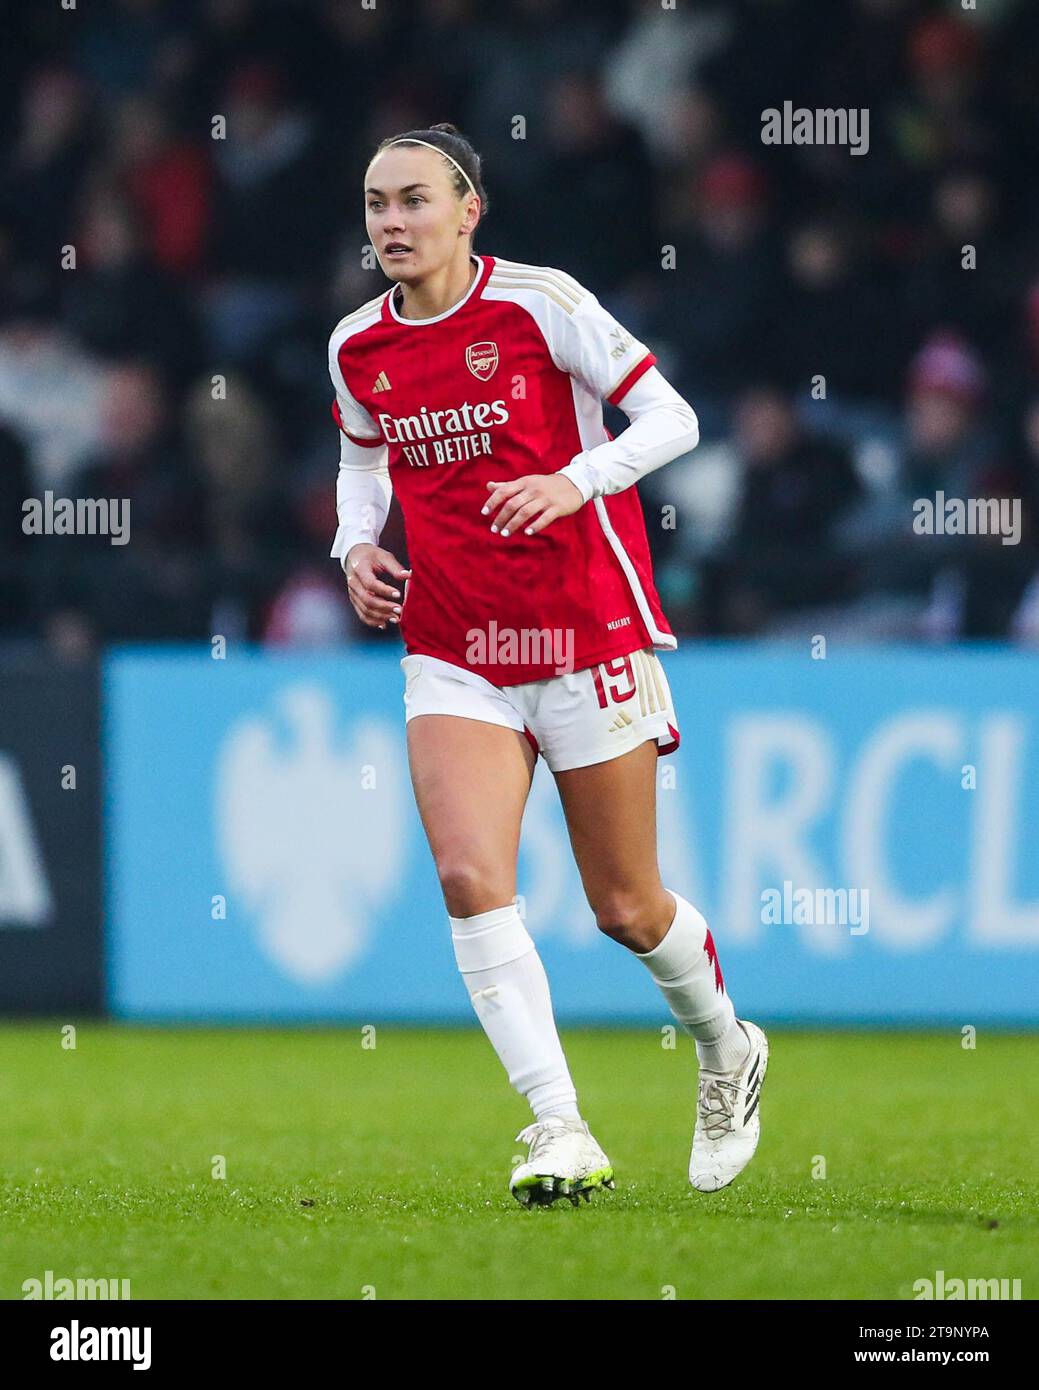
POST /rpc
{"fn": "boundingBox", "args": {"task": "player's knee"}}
[592,891,660,946]
[436,855,510,919]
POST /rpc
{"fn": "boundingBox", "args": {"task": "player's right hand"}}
[343,544,411,629]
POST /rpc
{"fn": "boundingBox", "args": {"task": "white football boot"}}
[688,1020,769,1192]
[510,1116,615,1207]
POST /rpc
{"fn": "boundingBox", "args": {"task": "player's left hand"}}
[482,474,584,537]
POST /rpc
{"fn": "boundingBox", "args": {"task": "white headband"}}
[382,137,478,200]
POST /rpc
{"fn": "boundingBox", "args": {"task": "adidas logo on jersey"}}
[372,371,392,392]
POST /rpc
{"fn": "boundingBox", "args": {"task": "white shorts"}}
[401,648,680,772]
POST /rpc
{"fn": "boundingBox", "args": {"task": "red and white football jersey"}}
[329,254,676,685]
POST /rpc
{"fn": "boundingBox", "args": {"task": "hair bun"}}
[429,122,460,135]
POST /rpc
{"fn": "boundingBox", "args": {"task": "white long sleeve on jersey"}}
[329,428,392,566]
[558,366,699,504]
[327,333,393,567]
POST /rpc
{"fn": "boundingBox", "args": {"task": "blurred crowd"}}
[2,0,1039,656]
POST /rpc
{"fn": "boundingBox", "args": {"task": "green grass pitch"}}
[1,1024,1035,1300]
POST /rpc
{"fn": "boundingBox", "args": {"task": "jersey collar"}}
[384,253,491,326]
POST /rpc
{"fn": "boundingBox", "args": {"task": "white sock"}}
[450,903,581,1122]
[635,890,751,1073]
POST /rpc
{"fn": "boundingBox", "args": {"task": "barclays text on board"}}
[105,646,1039,1024]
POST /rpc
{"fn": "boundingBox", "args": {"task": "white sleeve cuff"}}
[330,440,392,568]
[558,367,699,500]
[558,458,598,504]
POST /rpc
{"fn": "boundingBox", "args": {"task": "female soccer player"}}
[330,123,767,1206]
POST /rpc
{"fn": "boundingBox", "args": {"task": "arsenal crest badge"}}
[465,342,499,381]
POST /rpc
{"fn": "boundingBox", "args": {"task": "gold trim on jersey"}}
[487,276,580,314]
[604,348,651,402]
[490,260,585,298]
[488,267,583,301]
[332,293,386,336]
[488,263,585,314]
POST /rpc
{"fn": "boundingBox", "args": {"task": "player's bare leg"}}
[407,715,613,1205]
[554,739,768,1191]
[553,739,674,952]
[406,714,533,919]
